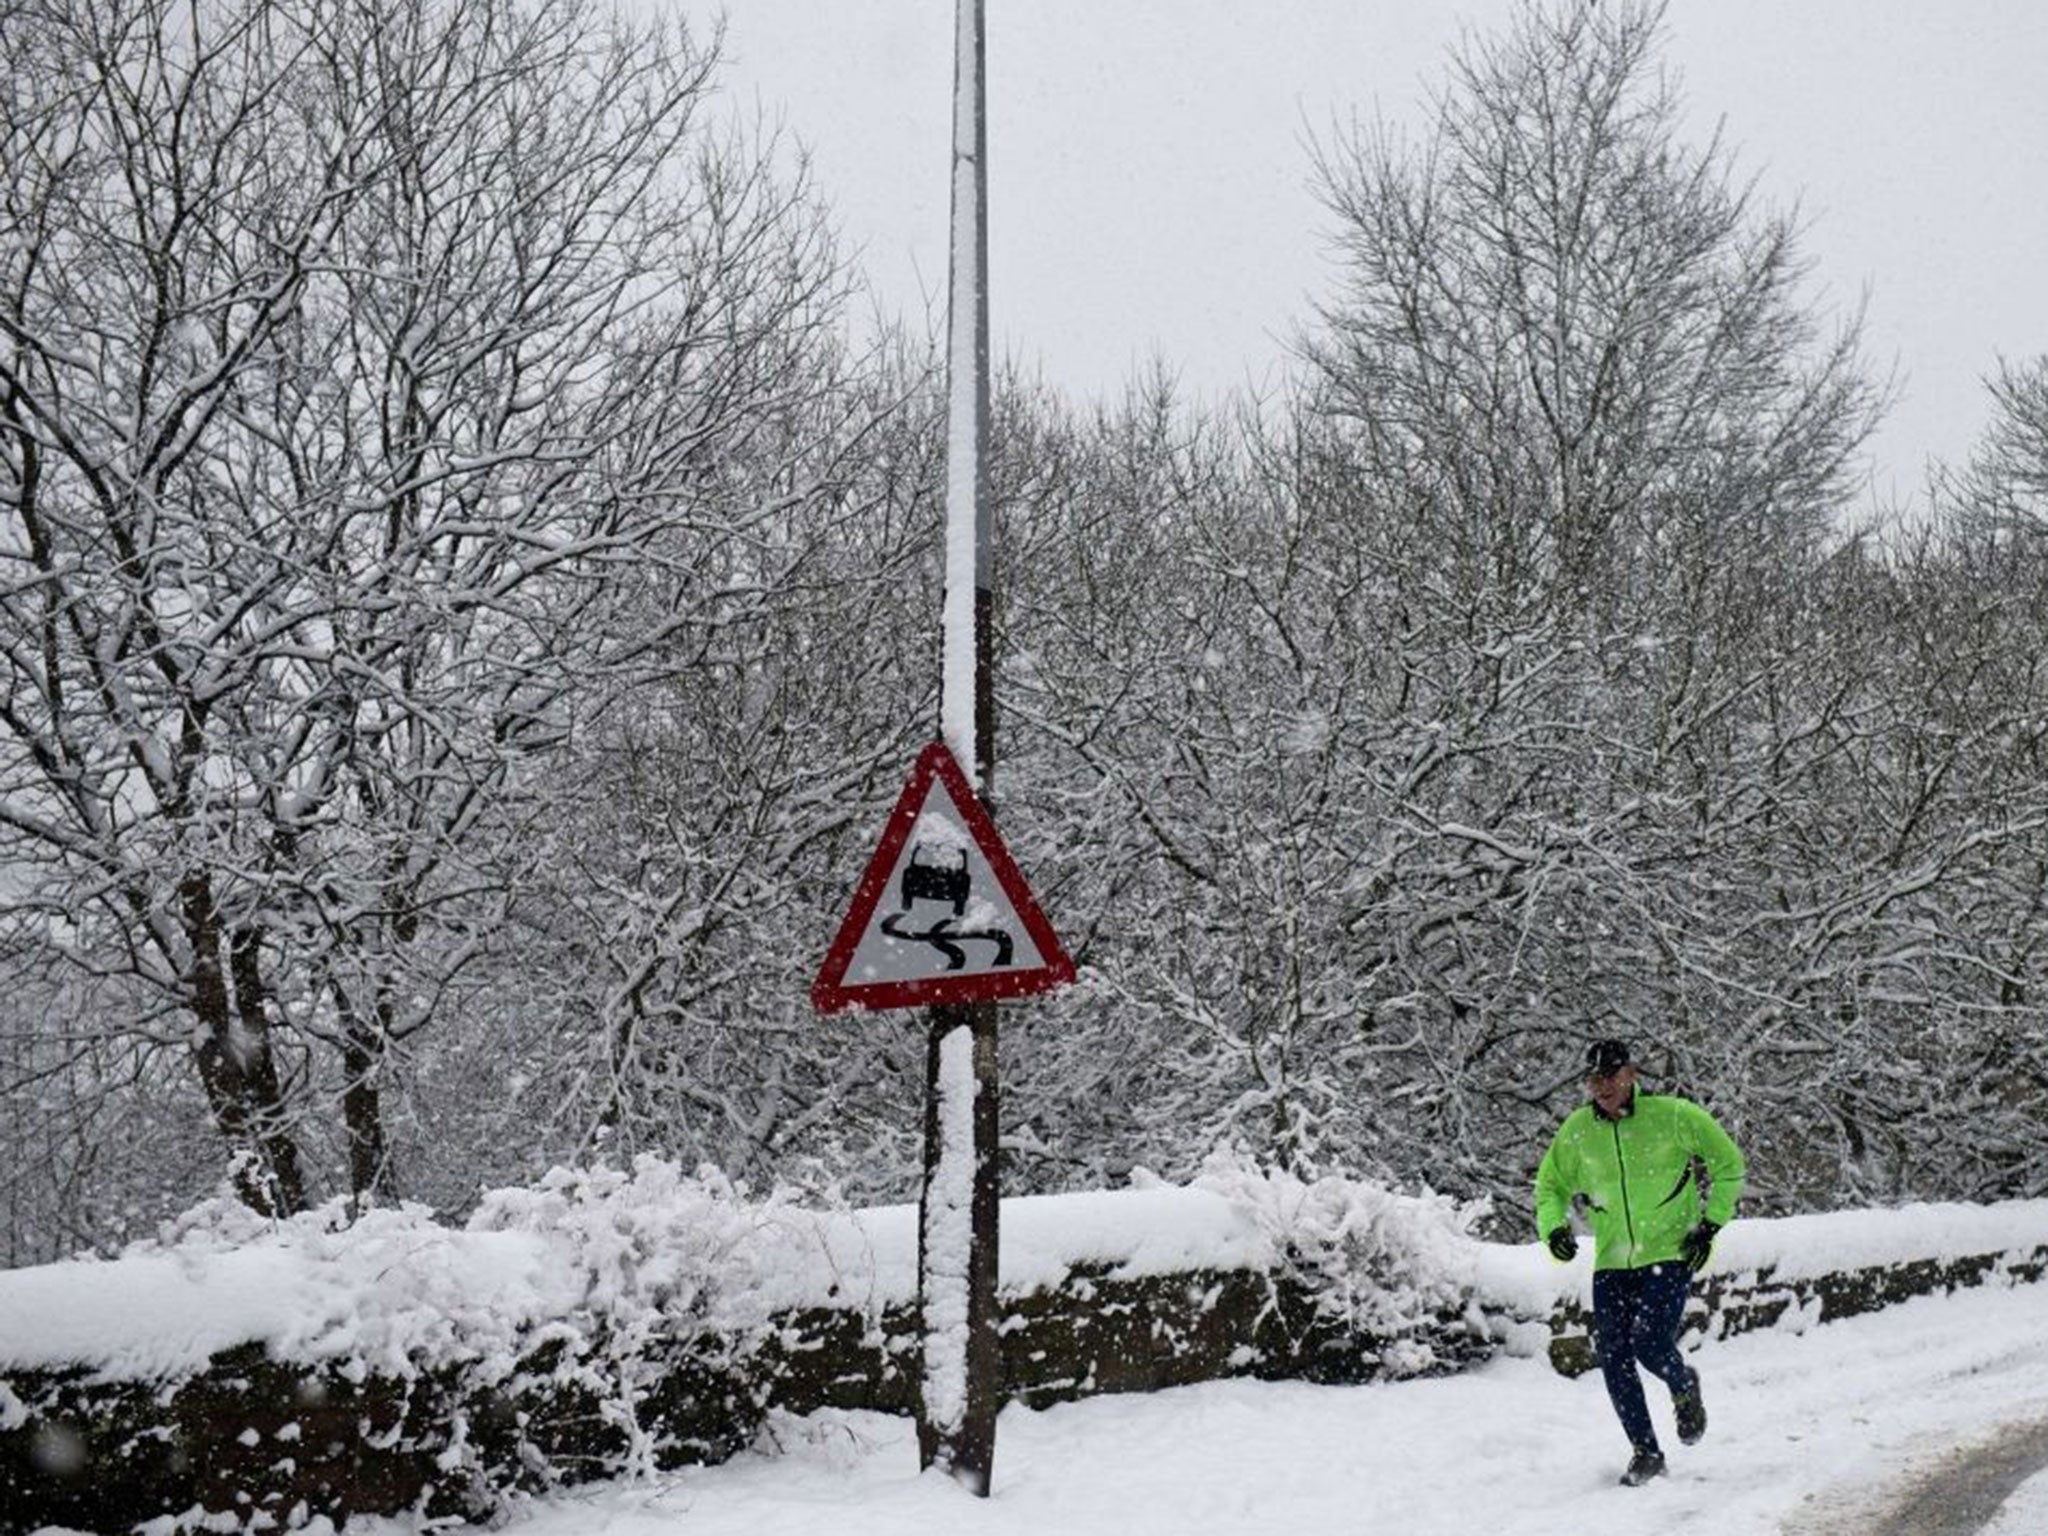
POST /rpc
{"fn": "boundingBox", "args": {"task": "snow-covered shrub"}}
[102,1158,857,1498]
[1188,1149,1487,1378]
[138,1188,354,1254]
[468,1159,796,1337]
[461,1157,844,1482]
[2,1159,880,1528]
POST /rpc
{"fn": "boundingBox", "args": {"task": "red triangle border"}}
[811,740,1077,1014]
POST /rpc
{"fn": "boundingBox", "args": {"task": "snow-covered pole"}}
[917,0,1001,1497]
[941,0,993,793]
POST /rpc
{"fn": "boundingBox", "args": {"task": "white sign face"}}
[812,741,1075,1014]
[841,780,1051,987]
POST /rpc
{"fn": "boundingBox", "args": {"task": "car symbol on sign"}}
[900,843,970,916]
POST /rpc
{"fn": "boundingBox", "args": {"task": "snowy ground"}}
[278,1276,2048,1536]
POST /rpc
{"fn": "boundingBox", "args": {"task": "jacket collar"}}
[1591,1088,1639,1122]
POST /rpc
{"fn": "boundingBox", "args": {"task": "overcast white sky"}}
[686,2,2048,516]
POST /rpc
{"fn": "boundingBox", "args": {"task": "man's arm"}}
[1684,1100,1746,1225]
[1534,1126,1576,1240]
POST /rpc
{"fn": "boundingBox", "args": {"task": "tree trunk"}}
[181,875,307,1216]
[334,984,396,1206]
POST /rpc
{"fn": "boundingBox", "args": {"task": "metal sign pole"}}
[916,0,1000,1496]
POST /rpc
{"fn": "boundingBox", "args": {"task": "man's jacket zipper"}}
[1611,1118,1637,1263]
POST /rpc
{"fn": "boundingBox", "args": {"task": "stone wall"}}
[0,1259,1481,1533]
[1545,1243,2048,1377]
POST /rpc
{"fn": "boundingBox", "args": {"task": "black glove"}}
[1680,1220,1721,1273]
[1546,1225,1578,1262]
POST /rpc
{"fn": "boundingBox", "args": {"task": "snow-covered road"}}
[369,1278,2048,1536]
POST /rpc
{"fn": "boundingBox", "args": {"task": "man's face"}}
[1588,1063,1638,1117]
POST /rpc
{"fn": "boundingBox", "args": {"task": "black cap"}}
[1585,1038,1633,1077]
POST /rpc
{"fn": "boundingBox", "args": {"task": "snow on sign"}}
[812,740,1075,1013]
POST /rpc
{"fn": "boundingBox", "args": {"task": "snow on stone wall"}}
[5,1155,2047,1383]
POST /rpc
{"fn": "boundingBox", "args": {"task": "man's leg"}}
[1630,1261,1705,1442]
[1631,1261,1698,1393]
[1591,1268,1659,1453]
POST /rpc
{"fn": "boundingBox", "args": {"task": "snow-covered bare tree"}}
[988,0,1887,1201]
[0,0,854,1234]
[1944,357,2048,552]
[400,335,949,1207]
[0,0,383,1217]
[13,0,2048,1255]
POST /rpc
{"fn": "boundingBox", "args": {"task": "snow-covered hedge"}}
[0,1162,832,1529]
[1180,1151,1493,1379]
[5,1156,2047,1533]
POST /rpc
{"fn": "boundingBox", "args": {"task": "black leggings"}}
[1592,1260,1697,1454]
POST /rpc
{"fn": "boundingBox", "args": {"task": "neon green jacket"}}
[1535,1092,1745,1271]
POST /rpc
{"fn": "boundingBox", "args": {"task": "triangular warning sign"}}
[812,740,1076,1014]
